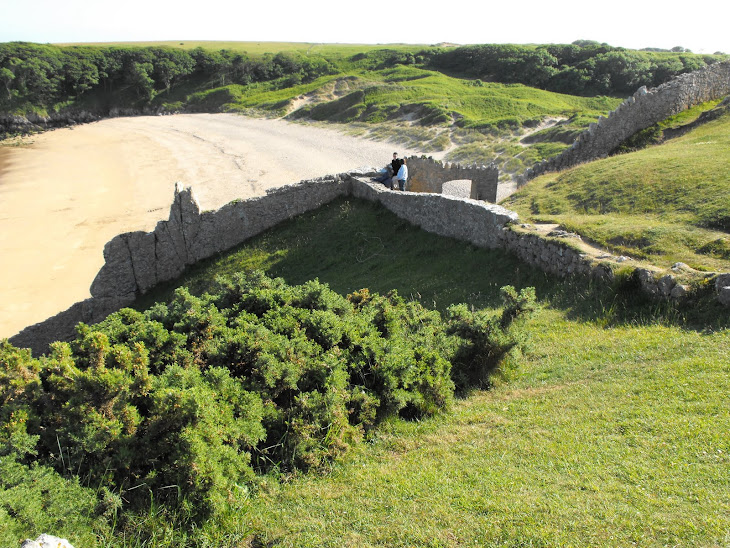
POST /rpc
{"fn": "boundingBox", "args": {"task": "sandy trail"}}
[0,113,424,340]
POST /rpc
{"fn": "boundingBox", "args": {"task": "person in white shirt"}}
[396,158,408,191]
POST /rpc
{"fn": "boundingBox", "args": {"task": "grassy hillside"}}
[503,105,730,272]
[188,65,618,171]
[11,40,727,177]
[119,199,730,546]
[3,197,728,547]
[4,40,730,547]
[242,313,730,547]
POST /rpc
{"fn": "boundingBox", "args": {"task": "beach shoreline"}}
[0,114,425,341]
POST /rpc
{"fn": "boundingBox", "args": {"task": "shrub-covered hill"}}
[0,271,535,545]
[503,103,730,272]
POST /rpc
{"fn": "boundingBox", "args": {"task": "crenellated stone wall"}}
[89,176,350,301]
[524,60,730,179]
[9,175,730,355]
[406,156,500,202]
[7,175,514,354]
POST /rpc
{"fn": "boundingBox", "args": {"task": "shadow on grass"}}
[134,197,729,331]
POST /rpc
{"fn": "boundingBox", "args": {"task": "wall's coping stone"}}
[9,174,729,356]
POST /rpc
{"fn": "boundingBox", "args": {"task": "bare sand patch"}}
[0,114,423,340]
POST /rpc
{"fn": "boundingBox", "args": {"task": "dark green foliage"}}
[446,286,537,391]
[0,42,336,114]
[698,238,730,259]
[0,456,111,547]
[0,341,111,546]
[0,272,535,532]
[612,124,663,153]
[2,40,724,126]
[427,42,726,96]
[0,342,42,460]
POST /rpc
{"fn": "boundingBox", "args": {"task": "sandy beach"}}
[0,113,424,340]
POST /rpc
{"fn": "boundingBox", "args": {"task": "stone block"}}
[90,234,137,298]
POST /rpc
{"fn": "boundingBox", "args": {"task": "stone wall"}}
[10,176,349,354]
[90,176,349,301]
[406,156,500,202]
[525,60,730,178]
[9,175,730,355]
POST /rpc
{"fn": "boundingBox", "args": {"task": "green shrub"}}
[1,271,536,532]
[446,286,537,391]
[697,237,730,260]
[0,456,111,548]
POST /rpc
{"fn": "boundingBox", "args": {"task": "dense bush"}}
[0,272,535,532]
[0,42,337,112]
[427,42,727,96]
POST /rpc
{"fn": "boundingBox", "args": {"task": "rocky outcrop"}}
[716,273,730,306]
[0,111,100,137]
[0,106,175,137]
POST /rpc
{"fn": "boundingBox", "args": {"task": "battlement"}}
[406,156,500,202]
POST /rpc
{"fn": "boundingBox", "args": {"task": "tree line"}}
[0,42,336,109]
[0,40,726,115]
[426,41,727,95]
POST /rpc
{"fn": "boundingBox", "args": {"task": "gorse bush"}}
[0,272,535,534]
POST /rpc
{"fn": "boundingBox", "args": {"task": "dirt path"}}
[0,114,423,340]
[531,223,617,258]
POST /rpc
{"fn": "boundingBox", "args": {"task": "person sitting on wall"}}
[396,157,408,191]
[372,152,403,189]
[372,164,394,187]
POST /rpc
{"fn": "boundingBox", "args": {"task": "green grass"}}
[135,198,554,314]
[240,313,730,547]
[235,65,619,130]
[126,197,729,547]
[146,56,621,163]
[32,41,626,172]
[503,110,730,271]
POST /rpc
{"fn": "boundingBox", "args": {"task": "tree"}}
[591,51,653,94]
[0,67,14,100]
[150,48,194,92]
[62,51,100,96]
[127,62,155,100]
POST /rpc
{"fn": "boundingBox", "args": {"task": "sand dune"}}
[0,114,423,340]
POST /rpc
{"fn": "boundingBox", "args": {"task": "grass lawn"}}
[241,311,730,547]
[132,198,730,547]
[503,110,730,272]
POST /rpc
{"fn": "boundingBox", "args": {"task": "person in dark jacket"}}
[391,152,403,176]
[373,152,403,189]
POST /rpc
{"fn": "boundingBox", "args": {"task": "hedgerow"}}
[0,272,535,531]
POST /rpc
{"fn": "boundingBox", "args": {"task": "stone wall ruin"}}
[524,59,730,179]
[9,175,729,355]
[406,156,500,202]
